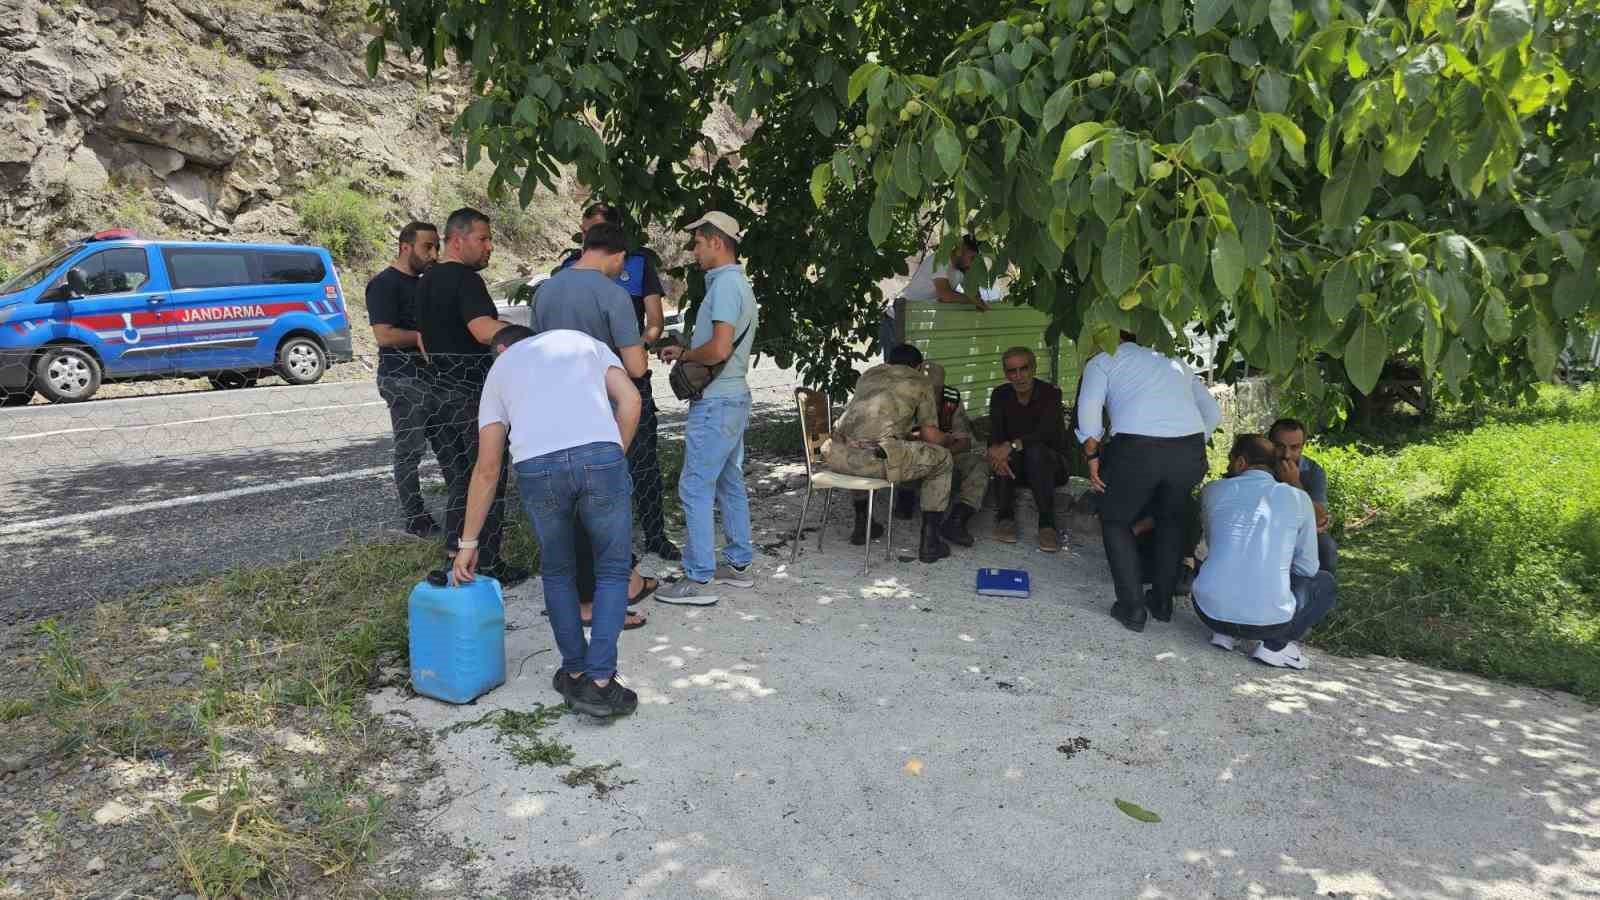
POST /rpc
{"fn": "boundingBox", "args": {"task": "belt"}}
[1113,433,1205,446]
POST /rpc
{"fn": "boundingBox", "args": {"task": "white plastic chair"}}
[791,388,896,574]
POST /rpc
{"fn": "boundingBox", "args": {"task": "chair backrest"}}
[794,388,832,475]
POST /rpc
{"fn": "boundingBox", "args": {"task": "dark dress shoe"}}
[1145,589,1174,623]
[1111,600,1148,633]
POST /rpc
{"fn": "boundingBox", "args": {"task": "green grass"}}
[293,169,392,269]
[1310,385,1600,701]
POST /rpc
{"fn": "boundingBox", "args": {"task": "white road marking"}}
[0,465,393,536]
[3,401,386,441]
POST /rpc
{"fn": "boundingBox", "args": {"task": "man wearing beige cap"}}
[656,211,760,605]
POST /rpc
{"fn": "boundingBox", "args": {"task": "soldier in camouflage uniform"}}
[826,344,954,562]
[920,361,989,547]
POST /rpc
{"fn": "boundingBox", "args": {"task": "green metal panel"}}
[900,302,1082,415]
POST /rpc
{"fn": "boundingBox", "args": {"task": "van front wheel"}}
[34,346,102,403]
[277,336,327,385]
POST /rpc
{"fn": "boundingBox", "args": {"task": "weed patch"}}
[294,169,392,269]
[440,704,574,769]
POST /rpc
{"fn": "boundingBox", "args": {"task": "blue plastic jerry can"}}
[408,570,507,704]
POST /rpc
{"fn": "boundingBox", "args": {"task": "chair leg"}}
[818,488,834,552]
[791,482,814,565]
[862,488,874,576]
[886,483,896,561]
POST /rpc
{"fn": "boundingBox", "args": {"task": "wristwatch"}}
[1009,439,1022,451]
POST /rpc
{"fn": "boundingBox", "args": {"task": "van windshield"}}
[0,245,79,297]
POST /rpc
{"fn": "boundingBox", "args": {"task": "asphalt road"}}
[0,363,802,626]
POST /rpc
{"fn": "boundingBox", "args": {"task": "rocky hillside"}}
[0,0,589,290]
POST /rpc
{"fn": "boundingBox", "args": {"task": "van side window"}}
[75,248,151,296]
[164,249,252,290]
[257,251,326,284]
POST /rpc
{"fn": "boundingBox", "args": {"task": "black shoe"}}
[850,503,885,546]
[479,562,532,587]
[918,512,951,563]
[1145,588,1174,623]
[646,539,682,561]
[894,490,918,520]
[940,503,976,547]
[569,674,639,718]
[1111,600,1148,633]
[551,670,580,704]
[405,513,440,538]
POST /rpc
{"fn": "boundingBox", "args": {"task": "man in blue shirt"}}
[1268,417,1338,574]
[1192,435,1338,669]
[655,212,758,605]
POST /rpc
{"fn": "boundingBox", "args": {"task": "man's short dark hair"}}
[1230,433,1278,469]
[491,324,535,353]
[961,234,980,252]
[1001,346,1035,369]
[444,207,490,239]
[582,222,630,254]
[1268,417,1308,441]
[399,221,437,250]
[582,202,622,224]
[693,223,739,256]
[887,343,923,368]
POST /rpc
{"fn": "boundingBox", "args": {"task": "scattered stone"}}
[92,800,136,826]
[166,671,197,687]
[1057,737,1092,759]
[0,751,36,774]
[84,855,105,874]
[145,854,167,871]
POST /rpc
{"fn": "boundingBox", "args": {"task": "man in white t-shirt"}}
[879,235,984,360]
[452,325,644,719]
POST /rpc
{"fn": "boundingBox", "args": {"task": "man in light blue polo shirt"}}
[1192,434,1337,669]
[655,211,759,605]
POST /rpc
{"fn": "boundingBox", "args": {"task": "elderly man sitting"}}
[1192,434,1337,670]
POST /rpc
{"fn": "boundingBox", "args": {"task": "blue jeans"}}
[514,441,633,681]
[1195,571,1338,651]
[679,394,753,582]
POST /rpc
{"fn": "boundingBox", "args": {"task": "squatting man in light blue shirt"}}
[1191,434,1338,670]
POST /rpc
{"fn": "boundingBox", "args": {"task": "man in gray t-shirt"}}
[1270,417,1337,574]
[530,223,652,624]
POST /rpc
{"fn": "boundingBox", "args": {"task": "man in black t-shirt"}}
[368,221,444,538]
[416,207,528,587]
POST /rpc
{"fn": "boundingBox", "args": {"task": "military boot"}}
[850,499,885,546]
[940,503,976,547]
[919,511,951,563]
[894,487,918,520]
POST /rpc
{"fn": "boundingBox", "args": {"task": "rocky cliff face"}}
[0,0,490,260]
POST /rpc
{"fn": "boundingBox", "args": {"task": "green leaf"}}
[1103,218,1142,295]
[1554,266,1595,318]
[1257,70,1290,113]
[1483,290,1512,343]
[180,789,217,805]
[1484,0,1532,58]
[811,97,838,136]
[893,141,922,195]
[1194,0,1230,34]
[867,199,891,246]
[1440,340,1469,394]
[847,62,880,104]
[1266,317,1297,373]
[1004,127,1024,165]
[1260,113,1305,166]
[933,127,962,177]
[1162,0,1183,36]
[1528,316,1560,380]
[365,37,386,79]
[989,20,1010,55]
[1092,172,1121,224]
[1323,258,1359,321]
[616,27,639,63]
[1237,200,1272,266]
[1042,85,1074,137]
[1107,135,1139,192]
[1268,0,1294,41]
[514,96,540,127]
[1115,799,1161,823]
[1053,122,1108,180]
[1211,228,1245,298]
[1344,312,1388,396]
[1321,148,1377,229]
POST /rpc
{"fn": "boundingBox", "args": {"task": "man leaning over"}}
[1192,435,1337,670]
[828,343,955,563]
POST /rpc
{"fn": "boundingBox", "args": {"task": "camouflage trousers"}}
[825,440,953,513]
[951,450,990,510]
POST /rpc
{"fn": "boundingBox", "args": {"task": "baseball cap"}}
[683,211,744,242]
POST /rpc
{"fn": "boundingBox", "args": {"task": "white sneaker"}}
[1251,640,1308,669]
[714,562,755,588]
[1209,632,1236,652]
[655,578,719,606]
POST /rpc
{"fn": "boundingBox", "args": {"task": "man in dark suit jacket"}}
[986,346,1070,553]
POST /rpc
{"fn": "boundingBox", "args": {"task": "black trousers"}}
[1098,434,1208,612]
[993,444,1067,527]
[1135,491,1202,584]
[377,372,447,519]
[627,375,668,548]
[435,383,508,570]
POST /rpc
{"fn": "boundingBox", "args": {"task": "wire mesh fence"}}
[0,353,813,625]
